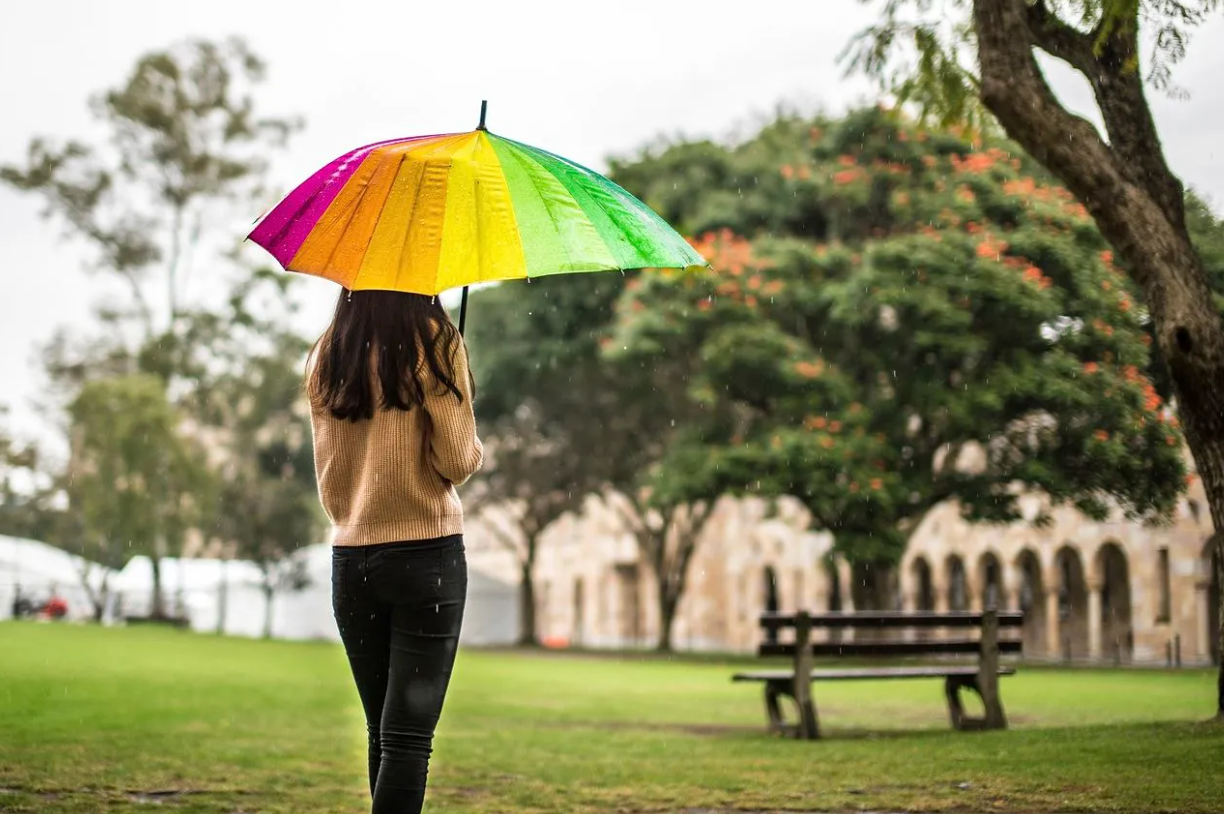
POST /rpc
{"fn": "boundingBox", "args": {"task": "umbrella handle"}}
[458,285,470,335]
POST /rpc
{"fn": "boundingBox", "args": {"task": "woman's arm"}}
[423,340,484,485]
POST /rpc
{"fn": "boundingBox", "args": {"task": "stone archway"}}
[946,555,969,612]
[1015,549,1047,656]
[1203,539,1221,666]
[825,557,843,612]
[615,564,642,646]
[762,566,780,644]
[978,552,1004,610]
[911,557,935,611]
[824,556,844,642]
[909,556,936,641]
[1056,546,1090,660]
[1096,543,1133,663]
[763,566,780,615]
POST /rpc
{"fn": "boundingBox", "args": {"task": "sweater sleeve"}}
[423,339,484,485]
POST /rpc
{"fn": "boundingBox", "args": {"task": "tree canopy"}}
[610,107,1188,566]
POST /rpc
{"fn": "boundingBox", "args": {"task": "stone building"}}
[465,473,1219,665]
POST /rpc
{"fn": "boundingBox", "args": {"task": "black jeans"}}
[332,536,467,814]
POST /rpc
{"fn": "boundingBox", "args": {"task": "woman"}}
[307,289,483,814]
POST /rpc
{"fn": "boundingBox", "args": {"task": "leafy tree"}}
[208,332,321,638]
[465,406,588,646]
[467,267,714,650]
[177,264,324,637]
[1,37,298,347]
[0,407,63,544]
[611,109,1187,605]
[1,38,301,612]
[465,277,627,645]
[66,375,211,620]
[846,0,1224,715]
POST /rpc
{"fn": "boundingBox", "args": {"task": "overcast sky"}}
[2,1,1222,453]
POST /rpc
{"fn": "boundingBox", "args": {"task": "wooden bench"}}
[732,610,1023,739]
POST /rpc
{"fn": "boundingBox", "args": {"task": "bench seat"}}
[733,665,1017,682]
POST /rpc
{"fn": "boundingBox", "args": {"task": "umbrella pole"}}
[459,99,484,337]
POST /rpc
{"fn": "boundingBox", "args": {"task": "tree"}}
[847,0,1224,716]
[611,109,1187,605]
[211,340,321,639]
[1,37,298,348]
[596,279,721,651]
[465,276,629,645]
[0,407,64,544]
[187,265,322,638]
[66,375,210,620]
[466,268,715,651]
[466,408,588,646]
[1,38,301,613]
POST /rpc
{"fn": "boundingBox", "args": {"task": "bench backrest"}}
[758,610,1024,659]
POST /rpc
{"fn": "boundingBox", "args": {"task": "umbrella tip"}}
[477,100,488,131]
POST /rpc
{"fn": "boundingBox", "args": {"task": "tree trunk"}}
[517,556,538,647]
[262,582,275,640]
[93,574,108,624]
[972,0,1224,720]
[655,580,680,652]
[1216,532,1224,719]
[216,558,229,636]
[78,556,108,623]
[150,546,166,619]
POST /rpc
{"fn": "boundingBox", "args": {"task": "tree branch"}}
[1025,0,1098,73]
[1023,1,1186,231]
[973,0,1176,294]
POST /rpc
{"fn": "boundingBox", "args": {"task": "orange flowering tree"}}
[610,108,1188,581]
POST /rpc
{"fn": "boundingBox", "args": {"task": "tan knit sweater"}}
[308,341,483,546]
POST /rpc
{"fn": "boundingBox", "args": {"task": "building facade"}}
[465,478,1219,665]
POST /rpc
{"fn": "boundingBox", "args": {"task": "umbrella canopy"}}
[248,111,705,303]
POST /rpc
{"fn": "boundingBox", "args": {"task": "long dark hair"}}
[307,289,464,421]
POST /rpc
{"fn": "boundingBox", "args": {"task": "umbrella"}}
[247,102,706,333]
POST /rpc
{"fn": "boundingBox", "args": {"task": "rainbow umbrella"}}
[248,102,706,332]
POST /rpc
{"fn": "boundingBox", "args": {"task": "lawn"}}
[0,623,1221,813]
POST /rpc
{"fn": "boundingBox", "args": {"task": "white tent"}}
[112,555,271,637]
[107,543,519,646]
[276,543,520,646]
[0,535,110,622]
[462,565,519,646]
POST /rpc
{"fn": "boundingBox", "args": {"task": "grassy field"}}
[1,623,1221,814]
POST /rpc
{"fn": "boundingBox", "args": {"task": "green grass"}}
[0,622,1221,813]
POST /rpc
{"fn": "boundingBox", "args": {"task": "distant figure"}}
[12,586,34,618]
[306,289,483,814]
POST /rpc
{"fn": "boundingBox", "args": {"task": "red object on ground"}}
[43,597,68,620]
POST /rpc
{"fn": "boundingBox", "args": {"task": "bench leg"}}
[793,679,820,740]
[944,674,1007,732]
[764,680,788,735]
[763,679,821,740]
